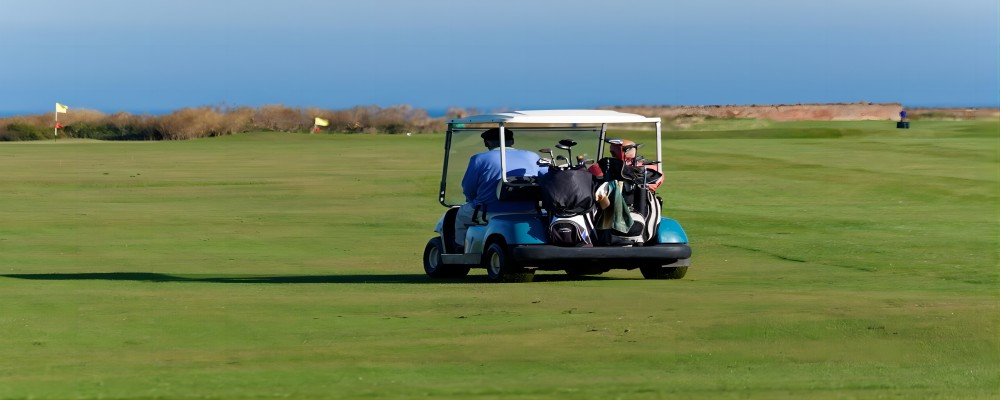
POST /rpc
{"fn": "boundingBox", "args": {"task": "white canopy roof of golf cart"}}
[448,109,660,125]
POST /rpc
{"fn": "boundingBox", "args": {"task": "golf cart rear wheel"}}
[423,237,470,279]
[640,265,688,280]
[484,242,534,283]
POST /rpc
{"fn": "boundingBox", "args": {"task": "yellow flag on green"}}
[55,103,68,113]
[314,117,329,127]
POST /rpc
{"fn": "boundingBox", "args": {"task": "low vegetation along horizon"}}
[0,120,996,399]
[3,103,996,142]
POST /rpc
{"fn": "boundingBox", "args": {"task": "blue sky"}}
[2,0,998,115]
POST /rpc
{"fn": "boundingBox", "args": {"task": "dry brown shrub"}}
[325,108,361,133]
[401,107,445,133]
[0,109,107,128]
[347,105,377,133]
[316,104,446,134]
[1,115,45,127]
[221,106,254,135]
[153,107,229,140]
[253,105,307,132]
[103,112,158,140]
[1,103,453,141]
[59,109,106,125]
[0,114,54,140]
[106,112,142,126]
[370,105,412,134]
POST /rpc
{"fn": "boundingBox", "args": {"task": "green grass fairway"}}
[1,120,997,399]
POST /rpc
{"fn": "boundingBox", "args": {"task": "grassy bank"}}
[0,120,997,399]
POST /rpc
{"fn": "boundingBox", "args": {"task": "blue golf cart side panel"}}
[485,214,548,245]
[656,218,688,244]
[465,225,489,255]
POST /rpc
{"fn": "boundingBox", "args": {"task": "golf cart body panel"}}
[440,213,547,266]
[462,213,547,254]
[655,218,689,244]
[480,214,548,246]
[427,109,691,281]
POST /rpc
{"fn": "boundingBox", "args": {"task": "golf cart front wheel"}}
[423,237,470,279]
[484,242,534,283]
[640,265,688,280]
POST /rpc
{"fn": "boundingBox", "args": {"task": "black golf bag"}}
[539,168,597,247]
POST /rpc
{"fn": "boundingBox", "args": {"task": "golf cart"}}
[423,109,691,282]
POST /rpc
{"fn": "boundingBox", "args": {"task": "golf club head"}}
[558,139,578,148]
[554,155,569,168]
[536,158,552,167]
[555,141,574,160]
[538,148,552,154]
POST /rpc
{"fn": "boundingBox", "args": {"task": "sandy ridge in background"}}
[607,102,999,121]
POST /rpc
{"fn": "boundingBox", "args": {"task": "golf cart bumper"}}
[512,243,691,265]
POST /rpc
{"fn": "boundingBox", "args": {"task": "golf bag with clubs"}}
[538,167,597,247]
[593,157,663,246]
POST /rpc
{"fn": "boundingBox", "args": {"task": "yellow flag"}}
[55,103,68,113]
[314,117,329,127]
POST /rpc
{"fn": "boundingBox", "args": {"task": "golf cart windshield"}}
[440,122,663,207]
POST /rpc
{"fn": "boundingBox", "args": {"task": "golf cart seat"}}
[496,176,542,203]
[472,176,542,224]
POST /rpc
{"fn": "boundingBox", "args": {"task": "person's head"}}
[481,128,514,149]
[610,139,637,160]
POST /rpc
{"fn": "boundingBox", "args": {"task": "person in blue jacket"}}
[453,128,544,250]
